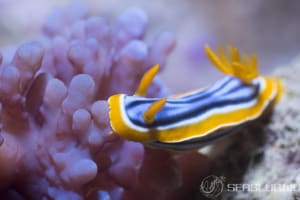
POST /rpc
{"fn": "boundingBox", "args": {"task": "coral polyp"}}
[0,3,209,200]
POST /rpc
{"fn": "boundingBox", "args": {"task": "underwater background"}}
[0,1,300,200]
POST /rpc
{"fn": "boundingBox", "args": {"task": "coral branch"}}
[0,3,207,199]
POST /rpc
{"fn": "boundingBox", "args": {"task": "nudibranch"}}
[108,45,283,151]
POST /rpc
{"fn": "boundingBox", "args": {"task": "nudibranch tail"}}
[135,64,160,96]
[272,77,284,103]
[205,44,259,83]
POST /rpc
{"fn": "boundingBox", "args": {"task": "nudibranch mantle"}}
[108,45,283,151]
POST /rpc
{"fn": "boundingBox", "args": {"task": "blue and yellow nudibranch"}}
[108,45,283,151]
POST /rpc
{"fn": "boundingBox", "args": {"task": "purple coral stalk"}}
[0,3,208,200]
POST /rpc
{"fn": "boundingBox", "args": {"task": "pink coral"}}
[0,3,209,200]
